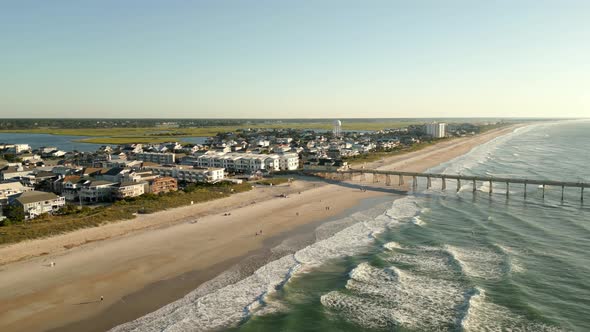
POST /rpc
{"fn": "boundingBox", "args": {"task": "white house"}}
[0,182,33,204]
[7,144,32,154]
[13,191,66,220]
[143,165,225,183]
[134,152,175,164]
[279,153,299,171]
[195,152,299,173]
[79,180,117,203]
[113,182,146,199]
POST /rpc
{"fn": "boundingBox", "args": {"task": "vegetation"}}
[0,121,422,144]
[0,182,252,245]
[75,136,195,144]
[2,205,25,223]
[1,153,22,163]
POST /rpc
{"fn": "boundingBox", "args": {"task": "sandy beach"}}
[0,125,518,332]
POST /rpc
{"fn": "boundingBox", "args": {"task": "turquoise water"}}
[229,121,590,332]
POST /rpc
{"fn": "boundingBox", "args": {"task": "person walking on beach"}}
[100,296,104,301]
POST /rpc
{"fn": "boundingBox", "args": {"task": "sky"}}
[1,0,589,119]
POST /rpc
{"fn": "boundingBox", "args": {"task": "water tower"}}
[333,120,342,137]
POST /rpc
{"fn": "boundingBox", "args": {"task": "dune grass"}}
[0,182,251,245]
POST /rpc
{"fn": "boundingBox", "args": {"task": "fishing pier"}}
[307,168,589,201]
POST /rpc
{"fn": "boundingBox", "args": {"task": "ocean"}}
[114,120,590,332]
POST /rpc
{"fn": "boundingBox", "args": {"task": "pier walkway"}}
[306,168,589,201]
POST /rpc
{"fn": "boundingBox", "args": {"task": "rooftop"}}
[15,191,60,204]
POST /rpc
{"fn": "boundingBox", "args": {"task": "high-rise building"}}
[425,122,447,138]
[333,120,342,137]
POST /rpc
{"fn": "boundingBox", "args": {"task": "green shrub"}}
[0,183,252,245]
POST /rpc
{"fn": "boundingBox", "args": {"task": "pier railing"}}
[305,168,589,201]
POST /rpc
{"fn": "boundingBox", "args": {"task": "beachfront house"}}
[194,152,299,173]
[57,175,82,201]
[79,180,117,203]
[143,165,225,183]
[147,177,178,194]
[113,182,146,200]
[12,191,66,220]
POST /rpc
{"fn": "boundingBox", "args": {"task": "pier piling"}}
[506,182,510,197]
[562,186,565,201]
[489,180,493,194]
[457,179,461,192]
[442,177,446,190]
[412,176,418,191]
[472,180,477,193]
[399,175,404,186]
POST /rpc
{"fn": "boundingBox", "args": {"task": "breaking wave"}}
[462,288,563,332]
[321,244,560,331]
[111,197,421,332]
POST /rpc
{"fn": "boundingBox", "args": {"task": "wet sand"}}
[0,125,519,332]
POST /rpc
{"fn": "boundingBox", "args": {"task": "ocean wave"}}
[112,197,422,331]
[321,260,468,330]
[429,124,539,176]
[461,287,563,332]
[324,245,557,331]
[496,244,526,274]
[445,245,505,280]
[111,255,299,332]
[383,241,402,250]
[384,246,458,277]
[411,215,426,227]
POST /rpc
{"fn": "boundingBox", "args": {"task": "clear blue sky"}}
[1,1,588,118]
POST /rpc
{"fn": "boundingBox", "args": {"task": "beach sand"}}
[0,126,517,332]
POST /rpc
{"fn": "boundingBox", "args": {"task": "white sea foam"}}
[112,197,421,331]
[462,288,563,332]
[497,244,526,274]
[111,255,299,332]
[430,124,537,176]
[446,245,505,280]
[383,241,402,250]
[386,246,458,276]
[324,246,554,331]
[411,215,426,226]
[322,261,468,330]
